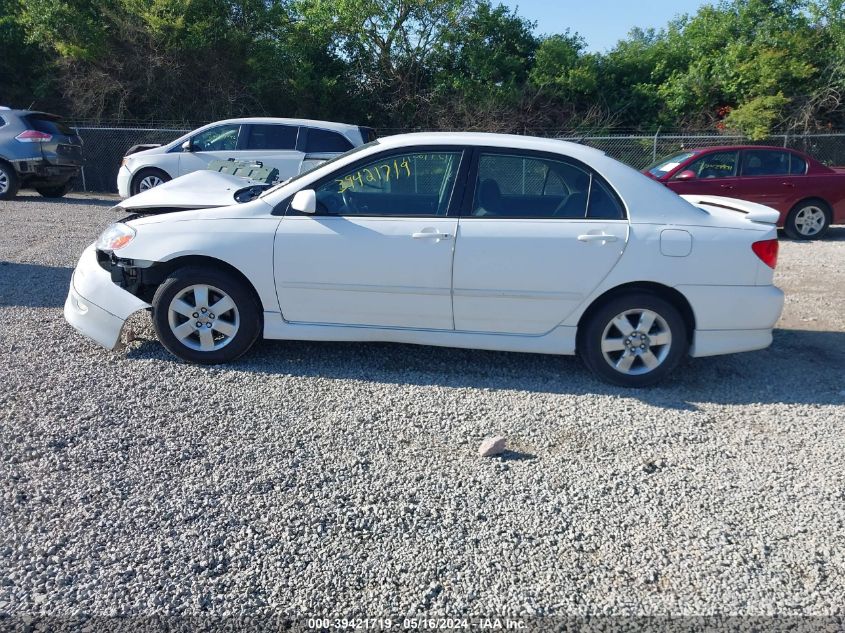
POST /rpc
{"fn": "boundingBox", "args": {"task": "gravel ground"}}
[1,193,844,623]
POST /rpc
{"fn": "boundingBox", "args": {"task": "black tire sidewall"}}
[151,267,261,364]
[579,293,688,387]
[785,201,831,240]
[0,161,19,200]
[131,168,171,196]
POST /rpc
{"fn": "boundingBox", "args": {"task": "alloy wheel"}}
[139,175,165,191]
[793,205,826,237]
[600,308,672,375]
[167,284,240,352]
[0,169,9,195]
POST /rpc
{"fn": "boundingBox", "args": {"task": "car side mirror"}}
[291,189,317,214]
[674,170,697,181]
[181,140,192,152]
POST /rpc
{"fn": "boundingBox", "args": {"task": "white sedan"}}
[66,133,784,386]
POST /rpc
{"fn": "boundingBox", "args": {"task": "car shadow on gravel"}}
[0,261,72,308]
[10,193,118,207]
[125,326,845,408]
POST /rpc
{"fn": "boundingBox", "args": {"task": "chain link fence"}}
[69,125,845,195]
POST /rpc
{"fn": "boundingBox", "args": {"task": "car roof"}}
[685,145,801,153]
[209,117,363,133]
[376,131,607,160]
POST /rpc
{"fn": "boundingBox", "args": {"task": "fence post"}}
[74,126,87,192]
[783,133,788,148]
[652,128,661,162]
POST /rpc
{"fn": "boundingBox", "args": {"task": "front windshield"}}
[646,151,697,177]
[259,141,380,198]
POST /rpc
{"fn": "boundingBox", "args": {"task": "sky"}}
[500,0,713,52]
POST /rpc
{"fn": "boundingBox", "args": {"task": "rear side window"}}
[26,115,74,136]
[470,152,624,220]
[789,154,807,174]
[245,124,297,150]
[306,128,354,153]
[741,150,789,176]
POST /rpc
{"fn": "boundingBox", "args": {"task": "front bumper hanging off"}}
[64,244,151,349]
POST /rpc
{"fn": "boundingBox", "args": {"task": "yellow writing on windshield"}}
[337,157,412,193]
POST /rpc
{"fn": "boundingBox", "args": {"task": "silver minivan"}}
[117,118,376,198]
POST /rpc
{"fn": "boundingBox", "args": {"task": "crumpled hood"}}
[119,170,266,211]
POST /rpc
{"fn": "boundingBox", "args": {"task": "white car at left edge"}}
[67,132,784,387]
[117,117,375,198]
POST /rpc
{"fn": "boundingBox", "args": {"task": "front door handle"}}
[578,233,618,243]
[412,231,452,240]
[720,184,735,190]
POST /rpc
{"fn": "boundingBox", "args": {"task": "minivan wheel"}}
[151,267,261,364]
[785,200,831,240]
[131,168,171,195]
[579,293,688,387]
[35,180,74,198]
[0,162,19,200]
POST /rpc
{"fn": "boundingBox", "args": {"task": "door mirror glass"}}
[675,169,697,181]
[181,140,192,152]
[291,189,317,214]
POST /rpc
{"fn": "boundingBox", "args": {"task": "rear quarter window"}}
[306,128,354,153]
[789,154,807,174]
[26,115,74,136]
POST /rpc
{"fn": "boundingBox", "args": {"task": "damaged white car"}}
[66,133,784,387]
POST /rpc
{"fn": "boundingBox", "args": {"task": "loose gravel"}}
[1,193,844,621]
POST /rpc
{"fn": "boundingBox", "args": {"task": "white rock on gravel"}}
[478,436,507,457]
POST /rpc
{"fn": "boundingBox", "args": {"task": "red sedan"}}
[645,146,845,239]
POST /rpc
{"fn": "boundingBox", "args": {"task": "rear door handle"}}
[781,182,795,187]
[578,233,618,243]
[412,231,452,240]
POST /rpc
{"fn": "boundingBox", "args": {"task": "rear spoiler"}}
[680,194,780,225]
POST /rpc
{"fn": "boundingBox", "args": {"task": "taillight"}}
[15,130,52,143]
[752,239,779,269]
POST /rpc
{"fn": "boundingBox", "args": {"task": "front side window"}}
[306,128,354,153]
[246,124,297,150]
[471,153,624,220]
[191,124,241,152]
[741,150,789,176]
[681,151,739,179]
[313,151,462,216]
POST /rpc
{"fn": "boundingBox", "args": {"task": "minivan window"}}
[191,124,241,152]
[306,128,354,153]
[246,124,297,151]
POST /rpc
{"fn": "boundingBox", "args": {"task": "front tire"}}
[152,267,261,364]
[0,161,19,200]
[131,168,171,195]
[35,180,74,198]
[785,200,831,240]
[579,293,688,387]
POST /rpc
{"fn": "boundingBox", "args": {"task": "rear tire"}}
[0,161,19,200]
[784,200,831,240]
[131,168,171,196]
[35,180,74,198]
[579,293,688,387]
[151,267,261,364]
